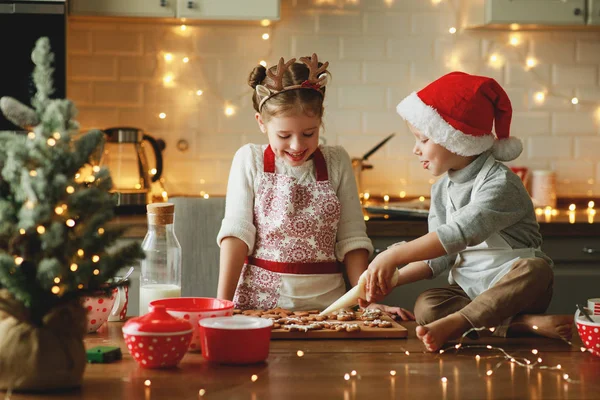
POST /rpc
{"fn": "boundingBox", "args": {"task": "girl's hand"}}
[365,303,415,321]
[365,250,398,302]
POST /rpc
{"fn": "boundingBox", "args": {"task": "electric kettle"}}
[102,127,164,212]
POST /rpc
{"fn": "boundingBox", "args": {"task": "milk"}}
[139,284,181,315]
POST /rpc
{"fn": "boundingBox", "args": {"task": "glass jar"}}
[139,203,182,315]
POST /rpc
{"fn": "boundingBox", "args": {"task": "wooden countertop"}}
[9,320,599,399]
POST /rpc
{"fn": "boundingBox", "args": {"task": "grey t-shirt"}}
[427,151,552,278]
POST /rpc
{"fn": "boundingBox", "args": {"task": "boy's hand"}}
[365,250,399,302]
[364,303,415,321]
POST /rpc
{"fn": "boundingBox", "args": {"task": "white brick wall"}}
[68,0,600,197]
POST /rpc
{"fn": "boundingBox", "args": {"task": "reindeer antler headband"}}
[256,53,330,111]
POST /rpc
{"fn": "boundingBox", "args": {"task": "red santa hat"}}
[396,72,522,162]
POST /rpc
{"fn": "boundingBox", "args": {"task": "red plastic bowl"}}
[575,309,600,357]
[149,297,234,352]
[199,316,273,364]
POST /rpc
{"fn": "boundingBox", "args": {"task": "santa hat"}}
[396,72,522,162]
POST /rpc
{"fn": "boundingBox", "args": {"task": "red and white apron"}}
[233,145,346,310]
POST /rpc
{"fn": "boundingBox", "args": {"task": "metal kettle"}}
[102,127,164,210]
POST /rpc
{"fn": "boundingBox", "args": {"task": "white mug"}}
[108,283,129,322]
[588,298,600,316]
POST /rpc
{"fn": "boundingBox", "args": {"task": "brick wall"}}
[67,0,600,198]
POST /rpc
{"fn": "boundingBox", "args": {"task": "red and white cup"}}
[108,284,129,322]
[588,298,600,316]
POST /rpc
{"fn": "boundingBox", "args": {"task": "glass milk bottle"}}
[139,203,182,315]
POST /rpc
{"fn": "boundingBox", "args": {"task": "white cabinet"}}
[588,0,600,24]
[70,0,175,18]
[466,0,587,27]
[69,0,280,21]
[178,0,279,20]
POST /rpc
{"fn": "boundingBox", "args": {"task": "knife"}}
[362,133,395,161]
[577,303,595,322]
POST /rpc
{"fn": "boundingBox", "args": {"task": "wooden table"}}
[7,320,600,400]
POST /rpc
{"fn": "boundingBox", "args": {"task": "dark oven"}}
[0,0,66,131]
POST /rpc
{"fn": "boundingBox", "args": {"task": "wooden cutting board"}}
[270,313,408,340]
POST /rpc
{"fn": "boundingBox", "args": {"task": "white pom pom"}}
[492,137,523,161]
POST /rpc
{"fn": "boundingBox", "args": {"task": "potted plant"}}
[0,37,144,391]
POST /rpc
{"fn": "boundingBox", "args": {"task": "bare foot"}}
[416,313,471,352]
[509,314,573,341]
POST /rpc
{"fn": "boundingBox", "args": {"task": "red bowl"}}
[199,316,273,364]
[149,297,234,352]
[575,309,600,357]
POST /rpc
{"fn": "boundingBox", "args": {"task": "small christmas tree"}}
[0,37,144,325]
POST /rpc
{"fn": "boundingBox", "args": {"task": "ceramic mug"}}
[588,298,600,316]
[108,283,129,322]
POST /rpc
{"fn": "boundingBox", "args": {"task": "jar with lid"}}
[139,203,182,315]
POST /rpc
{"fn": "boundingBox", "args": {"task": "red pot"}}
[199,316,273,364]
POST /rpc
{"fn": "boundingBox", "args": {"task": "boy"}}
[364,72,572,352]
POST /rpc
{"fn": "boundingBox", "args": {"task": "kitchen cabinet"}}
[69,0,280,21]
[588,0,600,24]
[465,0,587,28]
[371,233,600,315]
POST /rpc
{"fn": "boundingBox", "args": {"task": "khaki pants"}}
[414,258,553,338]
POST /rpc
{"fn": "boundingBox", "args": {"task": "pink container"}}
[122,305,193,368]
[83,291,116,333]
[149,297,234,352]
[199,316,273,364]
[575,309,600,357]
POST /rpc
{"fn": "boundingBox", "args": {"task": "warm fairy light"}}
[28,131,35,139]
[563,374,569,380]
[449,27,456,34]
[363,216,370,221]
[98,228,105,235]
[135,183,142,189]
[162,191,168,199]
[66,219,76,227]
[439,349,445,354]
[150,168,157,176]
[383,195,390,202]
[164,53,173,62]
[144,379,151,387]
[251,375,258,382]
[93,269,100,275]
[525,359,531,364]
[489,327,495,332]
[510,23,520,30]
[203,193,210,199]
[532,349,538,354]
[51,286,60,294]
[92,255,100,263]
[535,208,543,216]
[351,370,357,376]
[183,57,189,63]
[259,60,267,67]
[29,170,37,177]
[570,97,579,105]
[159,113,166,119]
[399,191,406,198]
[486,370,493,376]
[534,91,545,103]
[486,345,492,349]
[163,74,174,85]
[25,200,34,209]
[47,138,56,146]
[199,389,206,396]
[70,263,78,272]
[419,196,425,202]
[580,346,587,352]
[526,57,537,68]
[78,284,83,289]
[66,186,75,194]
[180,24,187,31]
[509,35,520,46]
[431,0,442,4]
[224,106,235,116]
[390,370,397,376]
[54,206,64,215]
[87,175,95,183]
[196,90,203,96]
[557,364,561,369]
[77,249,84,257]
[297,350,304,357]
[53,132,61,140]
[475,355,481,360]
[489,54,498,63]
[588,201,595,208]
[441,377,448,383]
[511,358,516,363]
[364,192,370,200]
[569,204,576,211]
[92,165,100,172]
[14,257,23,265]
[537,357,542,363]
[54,277,60,284]
[405,350,410,356]
[344,373,350,380]
[532,325,539,330]
[37,226,45,234]
[261,19,271,27]
[19,228,25,235]
[262,33,270,40]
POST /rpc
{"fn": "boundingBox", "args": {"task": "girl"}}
[216,54,373,311]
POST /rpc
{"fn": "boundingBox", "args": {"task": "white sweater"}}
[217,144,374,262]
